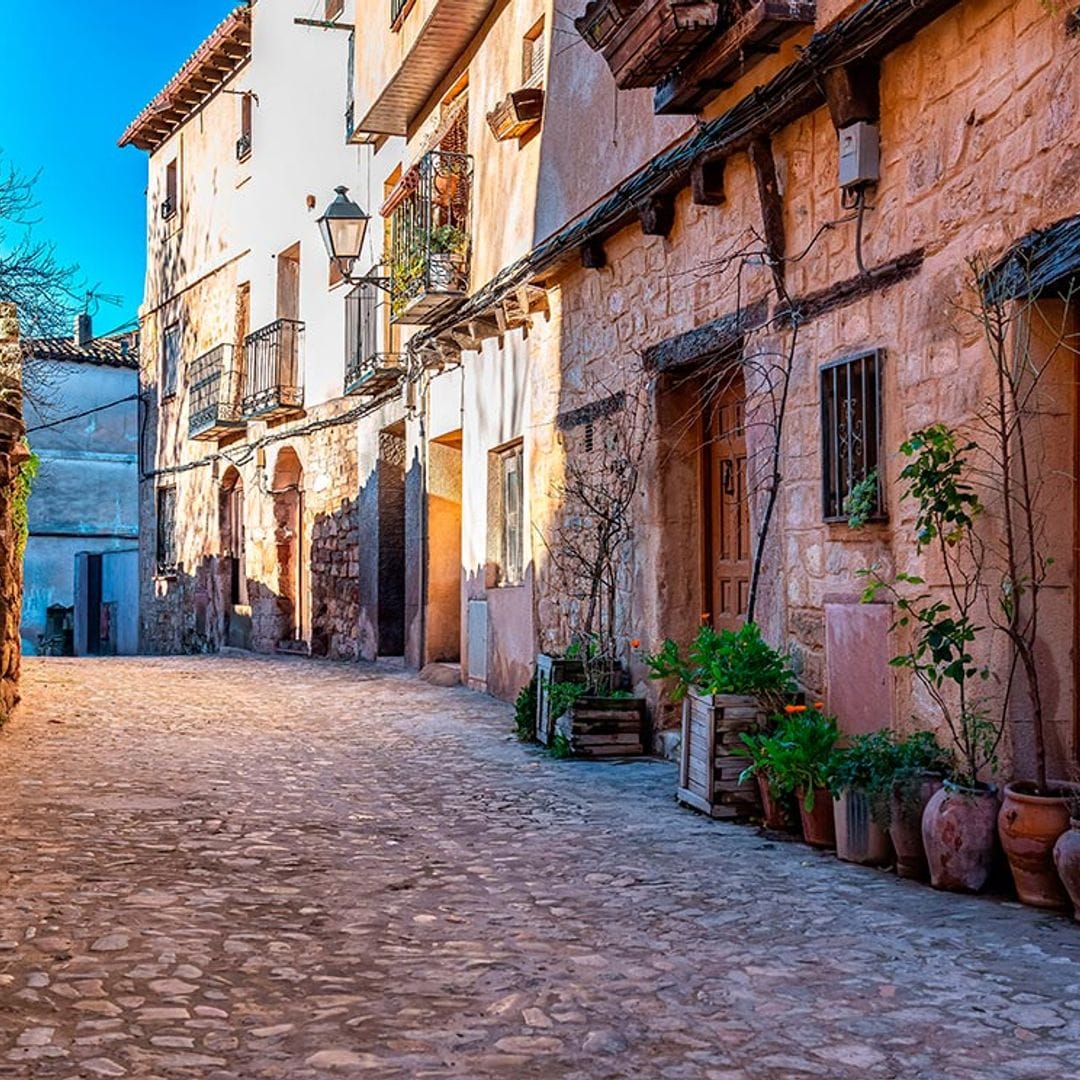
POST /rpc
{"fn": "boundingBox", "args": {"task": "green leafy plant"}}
[12,446,38,558]
[513,674,538,742]
[890,729,956,825]
[547,680,585,721]
[430,224,468,255]
[843,468,879,529]
[741,706,838,811]
[549,730,572,759]
[859,425,999,788]
[643,622,795,707]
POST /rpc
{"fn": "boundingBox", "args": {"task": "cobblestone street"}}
[0,656,1078,1079]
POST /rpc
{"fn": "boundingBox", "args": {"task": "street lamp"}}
[316,185,389,288]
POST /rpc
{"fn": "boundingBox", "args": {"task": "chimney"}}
[74,312,92,346]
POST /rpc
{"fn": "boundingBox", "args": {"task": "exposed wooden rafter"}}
[821,58,881,130]
[748,137,786,296]
[691,156,727,205]
[639,192,675,237]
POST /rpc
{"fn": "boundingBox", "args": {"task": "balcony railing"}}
[189,343,245,440]
[387,150,473,325]
[242,318,304,419]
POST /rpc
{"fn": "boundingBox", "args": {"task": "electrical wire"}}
[25,395,139,434]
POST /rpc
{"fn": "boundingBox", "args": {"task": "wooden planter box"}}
[678,689,766,819]
[534,654,626,745]
[555,697,647,758]
[486,88,545,141]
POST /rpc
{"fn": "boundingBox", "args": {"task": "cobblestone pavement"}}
[0,657,1078,1080]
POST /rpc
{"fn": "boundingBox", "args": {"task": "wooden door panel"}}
[707,376,750,633]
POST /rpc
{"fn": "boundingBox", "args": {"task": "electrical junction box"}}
[839,121,880,189]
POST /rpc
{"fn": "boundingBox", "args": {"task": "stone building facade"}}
[0,303,28,720]
[122,2,400,660]
[351,0,1080,774]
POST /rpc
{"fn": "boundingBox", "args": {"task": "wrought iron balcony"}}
[346,352,405,397]
[189,343,245,441]
[386,150,473,325]
[242,318,304,419]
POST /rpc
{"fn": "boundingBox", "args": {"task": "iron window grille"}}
[160,197,176,220]
[391,0,410,26]
[236,133,251,161]
[821,349,883,521]
[388,149,473,321]
[523,20,546,87]
[156,486,178,576]
[493,443,525,586]
[188,343,244,439]
[345,30,356,140]
[242,318,305,417]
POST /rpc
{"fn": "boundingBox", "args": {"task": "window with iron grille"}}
[489,442,525,586]
[237,94,253,160]
[344,281,379,386]
[821,350,883,521]
[523,19,545,87]
[162,159,178,220]
[161,322,181,398]
[156,486,178,575]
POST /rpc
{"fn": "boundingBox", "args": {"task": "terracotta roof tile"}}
[24,334,140,370]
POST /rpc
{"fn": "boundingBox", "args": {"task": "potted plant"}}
[771,705,840,848]
[861,426,1003,893]
[828,730,896,867]
[644,622,796,819]
[886,731,954,880]
[427,224,469,293]
[739,726,797,831]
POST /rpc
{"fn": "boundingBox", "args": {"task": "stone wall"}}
[0,304,27,720]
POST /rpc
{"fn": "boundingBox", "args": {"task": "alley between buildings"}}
[0,655,1078,1079]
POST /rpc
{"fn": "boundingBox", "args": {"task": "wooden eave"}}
[118,6,252,153]
[412,0,960,355]
[352,0,497,136]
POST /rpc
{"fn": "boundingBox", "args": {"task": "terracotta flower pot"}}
[889,773,943,881]
[922,782,999,893]
[998,782,1071,909]
[796,786,836,849]
[1052,820,1080,923]
[758,774,793,831]
[834,789,893,866]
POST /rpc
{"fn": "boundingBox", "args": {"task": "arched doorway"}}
[219,467,251,649]
[271,447,305,648]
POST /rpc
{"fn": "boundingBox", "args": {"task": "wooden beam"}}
[581,239,606,269]
[821,59,881,130]
[691,156,726,205]
[748,136,786,296]
[639,192,675,237]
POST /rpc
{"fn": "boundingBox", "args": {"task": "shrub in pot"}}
[645,623,796,818]
[828,730,896,867]
[887,732,953,880]
[767,705,839,848]
[860,427,1005,893]
[739,728,797,831]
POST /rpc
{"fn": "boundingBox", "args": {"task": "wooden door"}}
[276,244,300,322]
[705,375,750,633]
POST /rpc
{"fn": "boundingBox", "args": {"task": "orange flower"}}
[784,704,807,714]
[700,612,711,622]
[630,639,641,649]
[813,701,824,709]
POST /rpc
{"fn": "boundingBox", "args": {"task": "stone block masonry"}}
[0,304,27,720]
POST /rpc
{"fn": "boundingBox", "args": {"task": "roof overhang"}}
[119,6,252,153]
[354,0,496,136]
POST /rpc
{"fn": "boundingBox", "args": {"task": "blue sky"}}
[0,0,236,333]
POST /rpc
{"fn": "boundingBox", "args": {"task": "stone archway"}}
[271,447,305,648]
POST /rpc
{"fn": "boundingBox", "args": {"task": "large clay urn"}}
[921,782,998,892]
[796,787,836,848]
[1052,820,1080,922]
[889,773,944,881]
[998,783,1071,909]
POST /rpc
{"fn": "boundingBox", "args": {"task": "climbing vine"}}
[12,445,39,558]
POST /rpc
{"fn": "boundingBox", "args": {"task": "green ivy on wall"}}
[12,444,39,559]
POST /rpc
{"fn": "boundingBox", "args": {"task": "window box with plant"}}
[486,88,545,141]
[645,622,796,819]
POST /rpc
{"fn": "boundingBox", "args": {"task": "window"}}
[523,19,545,88]
[489,442,525,586]
[821,350,882,521]
[237,94,253,160]
[162,159,178,220]
[161,322,181,398]
[156,486,178,576]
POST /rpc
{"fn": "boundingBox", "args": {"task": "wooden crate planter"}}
[678,689,766,819]
[486,88,545,141]
[555,697,647,758]
[535,655,586,746]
